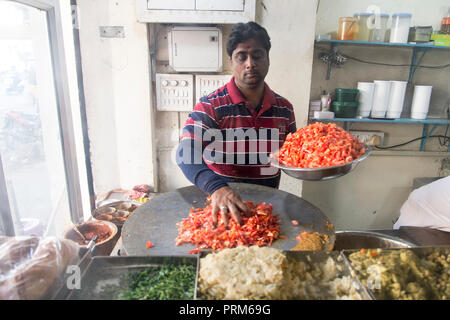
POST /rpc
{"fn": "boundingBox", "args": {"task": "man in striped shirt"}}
[177,22,296,226]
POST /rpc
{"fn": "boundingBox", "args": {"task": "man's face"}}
[229,38,269,89]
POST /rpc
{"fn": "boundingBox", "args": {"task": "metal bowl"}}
[332,231,414,251]
[92,200,141,228]
[269,146,371,181]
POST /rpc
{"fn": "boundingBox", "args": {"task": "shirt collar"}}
[227,77,277,110]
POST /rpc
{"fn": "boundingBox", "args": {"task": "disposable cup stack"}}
[386,81,408,119]
[357,82,375,117]
[371,80,391,118]
[411,85,432,120]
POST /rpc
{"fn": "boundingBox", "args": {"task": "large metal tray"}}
[57,255,198,300]
[269,146,371,181]
[122,183,335,256]
[342,246,450,300]
[196,250,372,300]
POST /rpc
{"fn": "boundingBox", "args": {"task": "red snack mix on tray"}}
[276,122,366,168]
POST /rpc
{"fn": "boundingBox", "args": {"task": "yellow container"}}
[338,17,358,40]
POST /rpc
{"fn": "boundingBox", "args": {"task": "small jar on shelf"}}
[441,7,450,34]
[338,17,358,40]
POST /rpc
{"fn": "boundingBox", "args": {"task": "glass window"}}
[0,1,72,237]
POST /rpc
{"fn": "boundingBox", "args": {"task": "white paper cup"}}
[357,82,374,117]
[371,80,391,118]
[411,85,432,120]
[386,81,407,119]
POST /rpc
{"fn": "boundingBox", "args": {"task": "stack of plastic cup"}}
[386,81,408,119]
[357,82,374,117]
[411,85,433,119]
[371,80,391,118]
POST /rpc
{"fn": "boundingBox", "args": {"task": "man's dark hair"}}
[226,22,271,57]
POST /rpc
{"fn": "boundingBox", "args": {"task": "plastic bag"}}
[0,236,79,300]
[394,176,450,232]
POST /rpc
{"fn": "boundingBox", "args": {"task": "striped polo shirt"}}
[178,77,296,193]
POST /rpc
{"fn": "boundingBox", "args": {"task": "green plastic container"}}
[332,101,359,118]
[335,88,359,102]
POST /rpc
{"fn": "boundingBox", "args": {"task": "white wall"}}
[77,0,155,197]
[257,0,318,196]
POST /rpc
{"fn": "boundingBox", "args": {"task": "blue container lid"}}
[392,13,412,17]
[354,12,389,17]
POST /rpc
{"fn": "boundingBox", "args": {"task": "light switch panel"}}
[195,74,232,102]
[156,74,194,111]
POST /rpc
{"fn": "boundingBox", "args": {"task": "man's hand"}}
[211,186,248,227]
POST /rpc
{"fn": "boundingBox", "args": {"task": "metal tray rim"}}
[63,254,199,300]
[270,145,371,172]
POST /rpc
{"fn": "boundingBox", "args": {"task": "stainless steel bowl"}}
[333,230,414,251]
[92,200,141,227]
[269,146,371,181]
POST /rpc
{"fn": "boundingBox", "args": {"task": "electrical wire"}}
[375,135,450,149]
[344,55,450,69]
[439,125,450,147]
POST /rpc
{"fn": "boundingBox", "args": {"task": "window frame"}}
[0,0,87,235]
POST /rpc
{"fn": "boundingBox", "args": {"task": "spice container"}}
[369,14,389,42]
[338,17,358,40]
[309,100,322,118]
[441,8,450,34]
[408,26,433,43]
[354,13,372,41]
[441,18,450,34]
[389,13,412,43]
[320,91,331,111]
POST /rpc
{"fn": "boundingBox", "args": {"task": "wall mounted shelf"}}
[315,39,450,82]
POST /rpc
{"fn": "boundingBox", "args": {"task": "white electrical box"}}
[196,0,245,11]
[137,0,256,24]
[168,26,222,72]
[147,0,195,10]
[156,74,194,111]
[195,74,232,102]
